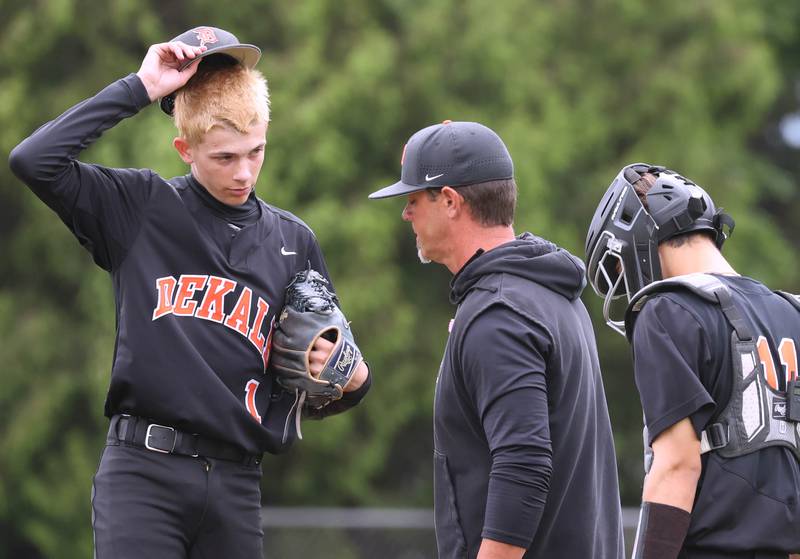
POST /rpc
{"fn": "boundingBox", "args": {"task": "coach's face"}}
[174,121,267,206]
[402,190,450,264]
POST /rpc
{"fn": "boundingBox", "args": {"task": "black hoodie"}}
[433,233,623,558]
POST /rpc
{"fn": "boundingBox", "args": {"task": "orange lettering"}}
[261,317,276,371]
[758,335,800,390]
[248,297,271,351]
[196,276,236,322]
[757,336,779,389]
[225,288,253,336]
[779,338,798,384]
[152,276,177,320]
[173,275,208,316]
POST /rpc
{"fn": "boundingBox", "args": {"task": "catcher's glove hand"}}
[270,268,363,425]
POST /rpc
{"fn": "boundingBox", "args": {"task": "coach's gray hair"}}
[427,178,517,226]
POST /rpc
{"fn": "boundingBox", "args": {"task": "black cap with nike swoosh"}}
[369,120,514,199]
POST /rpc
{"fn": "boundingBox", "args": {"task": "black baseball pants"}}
[92,419,264,559]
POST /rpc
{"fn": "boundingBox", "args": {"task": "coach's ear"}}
[440,186,465,218]
[173,137,194,164]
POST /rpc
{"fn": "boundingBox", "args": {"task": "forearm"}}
[343,360,369,392]
[9,74,150,191]
[632,418,701,559]
[303,366,371,419]
[642,460,700,513]
[631,501,692,559]
[481,450,551,550]
[632,454,699,559]
[642,419,702,512]
[477,538,526,559]
[634,461,698,559]
[480,382,551,549]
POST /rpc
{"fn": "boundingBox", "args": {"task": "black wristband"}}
[631,501,691,559]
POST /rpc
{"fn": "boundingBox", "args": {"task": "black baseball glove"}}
[269,268,363,417]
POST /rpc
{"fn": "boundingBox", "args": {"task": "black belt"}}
[110,415,262,466]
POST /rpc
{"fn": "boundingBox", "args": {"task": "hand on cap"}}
[136,41,207,102]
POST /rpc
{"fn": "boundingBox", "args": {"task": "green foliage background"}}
[1,1,799,557]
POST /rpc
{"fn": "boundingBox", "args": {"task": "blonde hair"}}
[174,60,270,145]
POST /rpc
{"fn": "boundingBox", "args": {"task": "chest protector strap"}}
[626,273,800,463]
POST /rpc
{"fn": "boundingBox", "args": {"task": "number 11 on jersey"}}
[757,336,798,390]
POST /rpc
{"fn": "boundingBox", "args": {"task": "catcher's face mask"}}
[585,163,734,336]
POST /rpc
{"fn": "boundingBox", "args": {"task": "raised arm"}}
[8,40,206,271]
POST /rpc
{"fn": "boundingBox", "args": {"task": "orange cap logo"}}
[193,27,219,48]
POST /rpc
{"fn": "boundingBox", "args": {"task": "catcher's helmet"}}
[584,163,734,335]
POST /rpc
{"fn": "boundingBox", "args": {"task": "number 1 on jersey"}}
[245,380,262,423]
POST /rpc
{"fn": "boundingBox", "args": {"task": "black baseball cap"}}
[369,121,514,199]
[159,26,261,115]
[172,26,260,70]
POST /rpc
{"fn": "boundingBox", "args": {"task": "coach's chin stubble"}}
[417,245,431,264]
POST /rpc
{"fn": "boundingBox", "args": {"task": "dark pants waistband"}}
[108,414,262,466]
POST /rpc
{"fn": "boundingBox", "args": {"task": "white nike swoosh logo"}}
[425,173,444,181]
[281,247,297,256]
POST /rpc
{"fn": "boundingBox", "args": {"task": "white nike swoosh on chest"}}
[281,247,297,256]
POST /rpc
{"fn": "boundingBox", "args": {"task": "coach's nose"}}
[402,202,412,222]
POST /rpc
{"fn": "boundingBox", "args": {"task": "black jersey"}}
[632,274,800,553]
[9,74,368,455]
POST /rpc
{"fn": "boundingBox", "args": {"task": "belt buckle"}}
[145,423,177,454]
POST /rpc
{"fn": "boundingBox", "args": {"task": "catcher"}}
[585,164,800,559]
[9,25,369,559]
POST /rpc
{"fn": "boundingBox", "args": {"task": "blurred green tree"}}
[1,1,798,557]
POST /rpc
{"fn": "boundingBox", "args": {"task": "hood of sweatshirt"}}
[449,232,587,305]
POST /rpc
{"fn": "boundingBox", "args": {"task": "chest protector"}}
[626,273,800,465]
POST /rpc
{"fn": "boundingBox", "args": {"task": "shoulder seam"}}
[636,293,713,354]
[113,168,160,271]
[260,202,316,235]
[459,283,556,351]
